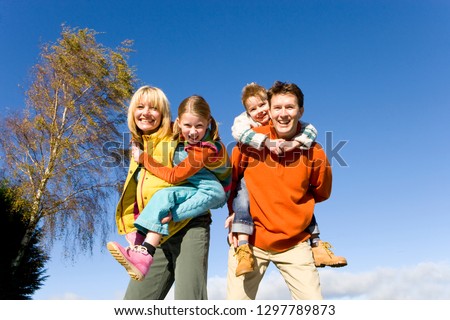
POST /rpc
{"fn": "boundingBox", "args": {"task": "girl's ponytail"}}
[209,116,220,141]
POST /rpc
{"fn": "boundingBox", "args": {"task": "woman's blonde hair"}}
[127,85,172,144]
[172,95,220,141]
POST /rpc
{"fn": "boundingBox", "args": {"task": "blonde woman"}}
[111,86,212,299]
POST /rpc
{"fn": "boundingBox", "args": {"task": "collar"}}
[268,120,302,140]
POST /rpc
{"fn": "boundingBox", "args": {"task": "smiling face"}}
[177,111,210,145]
[245,96,270,125]
[133,98,162,135]
[269,93,304,139]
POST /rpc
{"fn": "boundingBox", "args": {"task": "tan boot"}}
[312,240,347,268]
[234,244,254,276]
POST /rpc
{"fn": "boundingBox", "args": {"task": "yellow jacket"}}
[115,134,191,242]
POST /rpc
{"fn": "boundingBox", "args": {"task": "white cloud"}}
[39,262,450,300]
[208,262,450,300]
[47,292,86,300]
[320,261,450,299]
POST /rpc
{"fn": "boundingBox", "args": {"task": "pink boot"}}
[125,231,146,246]
[107,242,153,281]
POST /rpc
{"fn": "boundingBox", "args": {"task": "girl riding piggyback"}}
[108,95,231,281]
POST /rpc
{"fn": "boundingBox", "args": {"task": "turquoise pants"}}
[134,168,226,236]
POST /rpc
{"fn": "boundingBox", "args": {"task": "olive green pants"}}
[124,214,211,300]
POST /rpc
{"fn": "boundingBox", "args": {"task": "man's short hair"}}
[267,81,304,108]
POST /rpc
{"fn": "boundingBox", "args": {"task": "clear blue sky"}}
[1,0,450,299]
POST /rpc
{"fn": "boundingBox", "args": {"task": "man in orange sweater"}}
[226,81,332,300]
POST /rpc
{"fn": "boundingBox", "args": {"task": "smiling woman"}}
[127,86,173,145]
[134,103,161,134]
[109,86,214,299]
[109,89,232,299]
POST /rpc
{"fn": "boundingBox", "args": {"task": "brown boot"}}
[234,244,254,276]
[312,240,347,268]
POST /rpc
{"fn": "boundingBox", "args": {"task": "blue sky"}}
[1,0,450,299]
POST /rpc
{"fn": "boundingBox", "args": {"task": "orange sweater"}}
[229,123,332,252]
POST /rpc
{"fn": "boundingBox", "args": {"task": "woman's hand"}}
[131,141,143,163]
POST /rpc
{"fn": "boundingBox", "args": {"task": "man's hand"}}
[224,213,238,248]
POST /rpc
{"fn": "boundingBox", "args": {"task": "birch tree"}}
[0,26,136,271]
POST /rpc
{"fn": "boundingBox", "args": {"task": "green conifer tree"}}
[0,181,49,299]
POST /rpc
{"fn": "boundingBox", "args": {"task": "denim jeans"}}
[307,214,320,237]
[231,178,254,235]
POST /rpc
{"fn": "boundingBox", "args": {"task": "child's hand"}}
[224,213,238,248]
[265,138,285,155]
[279,140,302,153]
[131,142,143,163]
[160,212,172,224]
[224,213,234,229]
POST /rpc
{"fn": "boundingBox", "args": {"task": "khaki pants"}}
[226,241,322,300]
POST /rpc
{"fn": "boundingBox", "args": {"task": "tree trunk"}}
[11,217,39,275]
[11,182,45,274]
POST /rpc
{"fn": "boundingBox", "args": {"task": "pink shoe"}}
[125,231,146,246]
[107,242,153,281]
